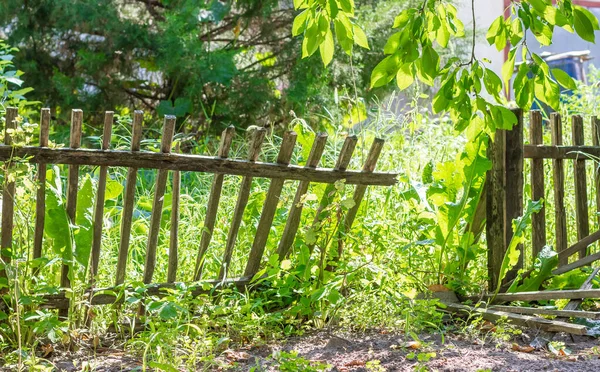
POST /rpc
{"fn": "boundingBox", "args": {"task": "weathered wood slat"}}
[529,110,546,259]
[593,117,600,230]
[0,147,397,186]
[562,267,600,312]
[115,111,144,285]
[504,108,524,280]
[524,145,600,159]
[33,108,50,263]
[194,126,235,280]
[484,289,600,302]
[307,135,358,257]
[244,131,297,278]
[142,116,176,284]
[1,107,18,282]
[490,305,600,319]
[337,138,385,262]
[442,303,587,335]
[90,112,114,282]
[572,115,590,259]
[487,129,505,291]
[276,132,328,259]
[558,229,600,260]
[552,250,600,276]
[551,113,568,266]
[219,128,267,280]
[168,143,181,283]
[61,109,83,290]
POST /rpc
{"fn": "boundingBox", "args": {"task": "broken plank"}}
[490,305,600,320]
[442,302,587,335]
[482,289,600,302]
[552,251,600,276]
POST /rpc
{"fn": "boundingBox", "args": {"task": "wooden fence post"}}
[504,108,524,283]
[0,107,18,287]
[551,113,568,266]
[572,115,589,259]
[486,127,505,291]
[529,110,546,260]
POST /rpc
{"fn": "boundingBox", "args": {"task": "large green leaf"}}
[513,246,558,292]
[494,199,544,296]
[73,175,95,276]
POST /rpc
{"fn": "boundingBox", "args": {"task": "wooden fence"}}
[0,107,397,312]
[487,109,600,290]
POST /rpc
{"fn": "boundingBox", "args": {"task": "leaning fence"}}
[0,107,397,315]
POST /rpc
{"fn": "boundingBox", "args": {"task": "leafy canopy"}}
[293,0,600,133]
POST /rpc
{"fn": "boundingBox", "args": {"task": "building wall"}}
[456,0,505,76]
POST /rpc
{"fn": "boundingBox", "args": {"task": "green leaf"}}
[502,49,516,87]
[370,56,396,88]
[352,24,369,49]
[486,16,504,45]
[334,19,353,55]
[338,0,353,13]
[395,63,414,90]
[292,10,309,36]
[551,68,577,90]
[319,28,335,66]
[514,245,557,292]
[105,178,124,200]
[573,6,596,43]
[44,167,73,265]
[74,175,94,275]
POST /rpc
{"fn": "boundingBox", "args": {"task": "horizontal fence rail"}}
[0,146,396,186]
[0,107,398,316]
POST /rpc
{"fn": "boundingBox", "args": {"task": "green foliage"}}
[512,246,558,292]
[296,0,598,134]
[494,199,543,297]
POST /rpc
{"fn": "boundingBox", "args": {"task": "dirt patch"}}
[219,330,600,371]
[14,329,600,371]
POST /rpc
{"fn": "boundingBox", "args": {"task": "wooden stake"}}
[276,132,328,259]
[0,107,17,284]
[142,116,175,284]
[218,128,266,280]
[551,113,568,266]
[61,109,83,290]
[243,131,297,278]
[33,108,50,265]
[194,126,235,280]
[572,115,590,259]
[90,112,113,282]
[115,111,144,285]
[529,110,546,259]
[167,143,181,283]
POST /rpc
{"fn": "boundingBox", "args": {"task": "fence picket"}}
[244,131,297,278]
[90,112,113,282]
[33,108,50,264]
[1,107,18,283]
[115,111,144,285]
[551,113,568,266]
[572,115,589,259]
[276,132,328,259]
[219,128,266,279]
[194,126,235,280]
[61,109,83,291]
[529,110,546,260]
[594,116,600,231]
[168,143,181,283]
[142,116,176,284]
[306,135,358,257]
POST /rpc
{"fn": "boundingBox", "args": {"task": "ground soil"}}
[29,328,600,372]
